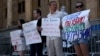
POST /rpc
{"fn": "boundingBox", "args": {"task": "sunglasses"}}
[76,5,83,8]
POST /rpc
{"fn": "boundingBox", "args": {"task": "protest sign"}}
[23,20,42,45]
[62,9,91,42]
[10,30,22,45]
[42,18,60,37]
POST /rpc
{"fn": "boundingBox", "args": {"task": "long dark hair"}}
[18,19,25,29]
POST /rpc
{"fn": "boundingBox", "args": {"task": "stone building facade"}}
[0,0,100,29]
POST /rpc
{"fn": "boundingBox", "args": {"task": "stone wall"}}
[0,0,100,29]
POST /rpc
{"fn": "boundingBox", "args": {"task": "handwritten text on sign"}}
[42,18,60,37]
[10,30,22,45]
[23,20,42,45]
[62,10,91,42]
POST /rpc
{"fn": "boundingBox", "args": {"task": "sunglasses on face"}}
[76,5,83,8]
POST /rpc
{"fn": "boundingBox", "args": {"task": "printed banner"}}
[62,9,91,42]
[23,20,42,45]
[42,18,60,37]
[10,30,22,45]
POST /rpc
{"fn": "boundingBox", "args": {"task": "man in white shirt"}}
[46,1,66,56]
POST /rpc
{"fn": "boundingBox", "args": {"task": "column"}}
[25,0,32,21]
[66,0,71,13]
[7,0,13,27]
[97,0,100,18]
[41,0,49,17]
[85,0,98,20]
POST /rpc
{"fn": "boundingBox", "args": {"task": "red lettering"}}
[71,16,85,25]
[65,21,71,26]
[78,16,85,23]
[72,18,77,25]
[75,17,80,24]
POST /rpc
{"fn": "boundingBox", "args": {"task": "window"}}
[22,1,25,12]
[5,8,7,18]
[18,1,25,13]
[18,3,21,13]
[38,0,41,7]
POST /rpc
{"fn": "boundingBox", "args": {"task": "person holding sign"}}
[29,9,43,56]
[13,19,26,56]
[72,2,89,56]
[46,1,66,56]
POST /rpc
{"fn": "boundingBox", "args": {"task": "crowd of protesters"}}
[12,1,90,56]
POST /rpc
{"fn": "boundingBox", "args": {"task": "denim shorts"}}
[72,38,88,45]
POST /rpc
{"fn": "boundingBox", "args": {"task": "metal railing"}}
[63,19,100,56]
[0,19,100,56]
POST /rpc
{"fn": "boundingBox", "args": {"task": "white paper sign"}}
[10,30,22,45]
[23,20,42,45]
[62,9,91,42]
[42,18,60,37]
